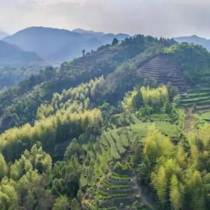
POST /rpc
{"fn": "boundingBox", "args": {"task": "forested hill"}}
[0,35,173,132]
[2,35,210,209]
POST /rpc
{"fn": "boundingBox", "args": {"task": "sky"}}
[0,0,210,38]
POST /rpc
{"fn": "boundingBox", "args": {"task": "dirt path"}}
[184,108,194,132]
[132,176,155,210]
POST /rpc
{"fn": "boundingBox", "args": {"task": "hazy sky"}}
[1,0,210,38]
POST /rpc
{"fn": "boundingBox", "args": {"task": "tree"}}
[132,90,144,111]
[143,126,174,164]
[64,138,82,161]
[0,183,18,210]
[185,170,205,210]
[112,38,119,46]
[170,175,183,210]
[0,154,8,180]
[82,50,86,57]
[53,196,70,210]
[71,198,81,210]
[152,166,167,204]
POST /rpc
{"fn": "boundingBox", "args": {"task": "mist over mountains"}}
[175,35,210,51]
[0,40,46,67]
[2,25,210,69]
[3,26,130,66]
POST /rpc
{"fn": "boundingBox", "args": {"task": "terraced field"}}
[98,171,150,210]
[138,54,189,92]
[83,129,153,210]
[180,87,210,113]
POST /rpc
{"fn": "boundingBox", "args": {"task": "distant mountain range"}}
[0,40,46,67]
[3,27,130,65]
[0,31,8,40]
[174,35,210,51]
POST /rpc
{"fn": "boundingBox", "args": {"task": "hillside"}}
[0,66,43,88]
[175,35,210,51]
[3,27,130,64]
[0,40,46,67]
[0,35,165,132]
[1,35,210,210]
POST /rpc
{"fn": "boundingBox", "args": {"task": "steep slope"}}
[175,35,210,51]
[164,43,210,86]
[0,40,46,67]
[3,27,130,64]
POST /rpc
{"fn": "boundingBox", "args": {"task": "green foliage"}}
[10,143,52,180]
[143,126,174,164]
[134,123,210,209]
[71,198,81,210]
[164,43,210,85]
[0,181,18,210]
[2,34,210,210]
[0,108,102,161]
[122,85,172,115]
[36,76,105,120]
[0,35,171,132]
[53,196,71,210]
[0,154,8,180]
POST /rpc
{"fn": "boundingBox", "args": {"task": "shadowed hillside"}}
[0,40,46,67]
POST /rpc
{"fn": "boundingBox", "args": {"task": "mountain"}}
[0,40,47,67]
[3,27,130,64]
[0,31,8,39]
[174,35,210,51]
[73,28,105,37]
[1,35,210,210]
[73,28,130,43]
[0,35,163,132]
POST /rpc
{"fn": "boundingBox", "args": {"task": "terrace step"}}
[137,54,189,92]
[194,105,210,113]
[100,196,136,208]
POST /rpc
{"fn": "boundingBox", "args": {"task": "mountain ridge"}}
[3,26,130,65]
[174,35,210,51]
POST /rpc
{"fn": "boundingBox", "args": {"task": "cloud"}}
[0,0,210,38]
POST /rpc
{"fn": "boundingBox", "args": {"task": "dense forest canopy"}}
[1,34,210,210]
